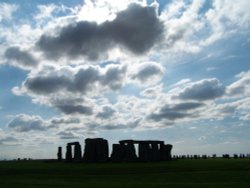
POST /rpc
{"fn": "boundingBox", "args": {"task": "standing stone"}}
[83,138,109,162]
[123,142,137,162]
[83,139,95,162]
[65,144,72,162]
[161,144,173,160]
[111,144,123,162]
[151,143,160,161]
[74,143,82,162]
[57,146,62,161]
[139,143,151,162]
[101,139,109,162]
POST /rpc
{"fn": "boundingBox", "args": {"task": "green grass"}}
[0,159,250,188]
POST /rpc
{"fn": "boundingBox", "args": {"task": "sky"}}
[0,0,250,159]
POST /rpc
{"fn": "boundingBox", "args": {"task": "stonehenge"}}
[65,142,82,162]
[62,138,173,163]
[113,140,172,162]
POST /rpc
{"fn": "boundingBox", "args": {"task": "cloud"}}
[88,118,140,130]
[50,117,80,125]
[97,106,115,119]
[7,114,55,132]
[35,4,58,20]
[36,3,164,60]
[203,97,250,121]
[0,3,18,22]
[240,114,250,121]
[171,102,205,111]
[140,84,163,97]
[227,71,250,98]
[24,74,72,94]
[148,102,204,122]
[0,136,20,145]
[207,0,250,29]
[15,64,126,115]
[56,131,79,139]
[100,65,127,90]
[55,104,93,115]
[101,120,140,130]
[130,61,164,85]
[4,46,38,68]
[23,64,126,96]
[45,94,94,115]
[176,78,225,101]
[72,66,101,92]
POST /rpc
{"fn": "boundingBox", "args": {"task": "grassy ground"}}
[0,159,250,188]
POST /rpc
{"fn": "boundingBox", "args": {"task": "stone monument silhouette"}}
[62,138,173,163]
[65,142,82,162]
[57,146,62,161]
[83,138,109,162]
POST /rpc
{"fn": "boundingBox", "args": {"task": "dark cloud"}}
[8,114,55,132]
[57,131,78,139]
[177,78,225,101]
[55,104,93,115]
[97,106,115,119]
[148,102,204,122]
[149,110,188,121]
[50,117,80,125]
[0,136,20,145]
[4,46,37,68]
[131,62,163,83]
[24,66,99,95]
[24,75,71,94]
[101,65,127,90]
[36,3,164,60]
[72,66,100,92]
[172,102,205,111]
[24,64,126,96]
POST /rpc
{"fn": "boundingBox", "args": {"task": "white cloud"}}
[227,71,250,98]
[35,4,58,20]
[140,84,163,98]
[0,3,18,22]
[240,114,250,121]
[77,0,147,24]
[202,0,250,46]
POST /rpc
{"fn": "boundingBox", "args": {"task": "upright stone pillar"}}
[66,144,72,162]
[83,139,95,162]
[83,138,109,163]
[139,143,148,162]
[124,142,137,162]
[161,144,173,160]
[57,146,62,161]
[74,143,82,162]
[151,143,160,161]
[101,139,109,162]
[111,144,124,162]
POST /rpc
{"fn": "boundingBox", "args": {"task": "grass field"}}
[0,159,250,188]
